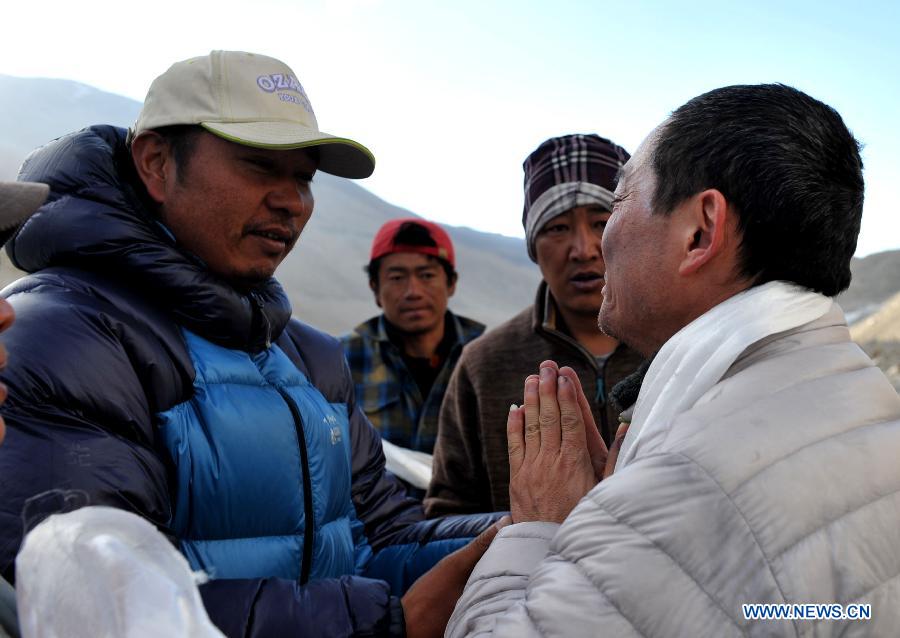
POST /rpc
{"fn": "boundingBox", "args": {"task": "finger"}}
[538,364,561,454]
[558,367,594,431]
[523,375,541,463]
[507,404,525,477]
[471,515,513,554]
[444,515,514,589]
[559,367,607,477]
[556,374,586,454]
[538,359,559,373]
[603,422,630,480]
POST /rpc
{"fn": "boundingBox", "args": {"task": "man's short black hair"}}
[651,83,864,297]
[134,126,321,181]
[366,222,457,289]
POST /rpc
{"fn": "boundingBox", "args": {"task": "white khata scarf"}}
[615,280,833,470]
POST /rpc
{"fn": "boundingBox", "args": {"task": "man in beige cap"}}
[0,52,501,638]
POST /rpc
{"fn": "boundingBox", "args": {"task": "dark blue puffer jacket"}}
[0,125,499,637]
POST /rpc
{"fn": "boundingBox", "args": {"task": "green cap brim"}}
[202,121,375,179]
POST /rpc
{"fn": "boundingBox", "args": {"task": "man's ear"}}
[678,189,731,277]
[130,132,173,205]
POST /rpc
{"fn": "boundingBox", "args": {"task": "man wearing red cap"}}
[342,219,484,486]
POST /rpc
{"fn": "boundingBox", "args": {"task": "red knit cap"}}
[369,218,455,268]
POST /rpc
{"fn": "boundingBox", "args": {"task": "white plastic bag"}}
[381,439,433,489]
[15,506,224,638]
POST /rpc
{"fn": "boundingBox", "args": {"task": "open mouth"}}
[248,229,293,244]
[246,226,297,253]
[570,271,604,291]
[571,272,603,282]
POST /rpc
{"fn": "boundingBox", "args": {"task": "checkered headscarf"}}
[522,134,630,262]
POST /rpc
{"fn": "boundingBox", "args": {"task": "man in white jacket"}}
[447,84,900,637]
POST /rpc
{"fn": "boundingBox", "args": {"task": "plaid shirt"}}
[341,312,485,453]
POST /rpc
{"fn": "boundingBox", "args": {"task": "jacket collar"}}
[530,280,608,371]
[8,125,290,352]
[531,280,583,347]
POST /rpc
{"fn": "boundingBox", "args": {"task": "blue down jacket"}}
[0,125,497,637]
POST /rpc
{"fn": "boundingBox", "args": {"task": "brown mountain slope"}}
[851,291,900,392]
[1,75,897,341]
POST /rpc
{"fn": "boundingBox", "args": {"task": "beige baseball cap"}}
[132,51,375,179]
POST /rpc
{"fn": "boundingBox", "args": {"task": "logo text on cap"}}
[256,73,313,114]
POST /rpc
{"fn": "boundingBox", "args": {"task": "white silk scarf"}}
[616,281,833,469]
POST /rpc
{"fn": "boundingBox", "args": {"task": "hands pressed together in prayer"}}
[401,361,628,638]
[507,360,628,524]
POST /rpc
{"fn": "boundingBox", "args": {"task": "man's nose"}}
[266,180,314,218]
[403,276,426,298]
[569,226,602,261]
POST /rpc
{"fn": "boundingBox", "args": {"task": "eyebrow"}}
[385,264,440,276]
[242,152,273,164]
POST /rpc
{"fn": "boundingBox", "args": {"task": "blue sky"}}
[2,0,897,255]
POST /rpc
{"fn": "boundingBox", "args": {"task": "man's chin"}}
[564,299,604,319]
[555,288,604,315]
[394,323,432,336]
[597,306,618,339]
[599,308,653,357]
[391,316,441,336]
[224,267,278,291]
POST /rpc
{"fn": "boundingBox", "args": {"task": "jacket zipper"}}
[250,292,272,349]
[539,285,615,441]
[278,388,314,584]
[543,325,612,440]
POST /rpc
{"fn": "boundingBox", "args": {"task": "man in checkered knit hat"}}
[425,134,645,517]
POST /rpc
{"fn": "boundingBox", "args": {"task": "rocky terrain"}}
[850,291,900,391]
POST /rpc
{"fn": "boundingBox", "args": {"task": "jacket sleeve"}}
[347,377,427,549]
[446,454,757,638]
[199,577,405,638]
[0,278,185,581]
[424,355,493,517]
[342,353,503,594]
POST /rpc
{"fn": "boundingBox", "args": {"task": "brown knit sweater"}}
[424,283,644,517]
